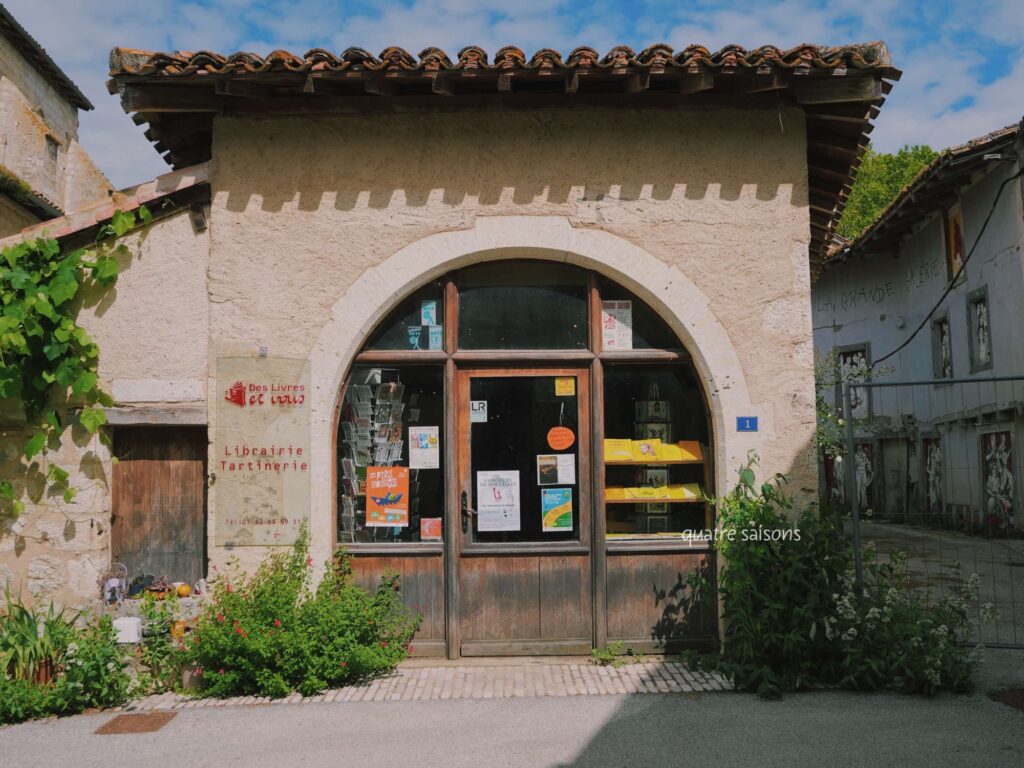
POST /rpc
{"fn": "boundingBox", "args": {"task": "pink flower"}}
[306,556,314,568]
[273,619,282,627]
[195,667,204,676]
[218,669,225,675]
[217,614,225,623]
[341,661,348,668]
[380,641,389,648]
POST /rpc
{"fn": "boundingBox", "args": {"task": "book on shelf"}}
[605,483,701,501]
[602,439,703,463]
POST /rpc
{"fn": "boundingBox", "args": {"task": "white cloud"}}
[1,0,1020,189]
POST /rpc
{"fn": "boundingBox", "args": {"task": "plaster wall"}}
[0,209,208,606]
[208,107,816,571]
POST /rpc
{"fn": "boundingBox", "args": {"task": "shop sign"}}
[215,357,311,546]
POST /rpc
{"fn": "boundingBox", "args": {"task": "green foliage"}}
[591,641,625,667]
[836,144,939,240]
[0,206,149,518]
[0,595,131,724]
[183,531,421,698]
[0,590,75,681]
[700,456,985,699]
[136,593,184,694]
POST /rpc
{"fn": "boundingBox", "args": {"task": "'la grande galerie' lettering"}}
[816,258,942,315]
[221,443,308,472]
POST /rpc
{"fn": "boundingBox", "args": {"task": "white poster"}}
[601,300,633,350]
[537,454,576,486]
[409,426,440,469]
[476,470,521,531]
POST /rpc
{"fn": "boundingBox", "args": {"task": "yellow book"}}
[604,439,634,462]
[631,438,662,461]
[654,441,703,462]
[625,486,659,500]
[605,486,627,501]
[665,483,701,501]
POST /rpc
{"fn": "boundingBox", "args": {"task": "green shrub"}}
[183,532,421,698]
[1,594,131,725]
[703,456,985,698]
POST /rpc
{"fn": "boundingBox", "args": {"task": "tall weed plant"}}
[709,455,984,698]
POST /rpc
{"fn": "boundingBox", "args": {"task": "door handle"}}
[461,490,477,534]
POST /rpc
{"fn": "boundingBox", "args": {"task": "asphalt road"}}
[3,651,1023,768]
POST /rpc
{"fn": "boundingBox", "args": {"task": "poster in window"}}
[366,466,410,527]
[945,202,965,281]
[541,488,573,532]
[982,431,1015,531]
[476,470,521,531]
[409,426,440,469]
[601,300,633,350]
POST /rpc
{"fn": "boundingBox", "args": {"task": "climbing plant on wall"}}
[0,206,151,516]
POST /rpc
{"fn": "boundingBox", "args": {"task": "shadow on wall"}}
[650,556,717,653]
[214,110,808,216]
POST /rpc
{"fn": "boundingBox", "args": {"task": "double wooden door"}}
[452,367,593,655]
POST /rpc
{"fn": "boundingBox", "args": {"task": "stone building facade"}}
[1,42,897,655]
[0,4,110,237]
[813,121,1024,532]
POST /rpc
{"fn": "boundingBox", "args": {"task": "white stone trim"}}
[305,216,757,568]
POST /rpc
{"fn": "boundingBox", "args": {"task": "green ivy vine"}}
[0,206,151,516]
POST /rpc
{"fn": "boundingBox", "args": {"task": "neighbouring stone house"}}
[0,3,111,237]
[1,41,898,656]
[813,120,1024,533]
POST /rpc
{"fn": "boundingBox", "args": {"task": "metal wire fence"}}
[836,376,1024,648]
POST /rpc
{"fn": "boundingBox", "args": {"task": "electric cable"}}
[871,165,1024,369]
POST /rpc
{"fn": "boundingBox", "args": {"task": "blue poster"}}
[541,488,573,532]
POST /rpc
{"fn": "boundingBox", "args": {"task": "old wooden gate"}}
[111,426,207,585]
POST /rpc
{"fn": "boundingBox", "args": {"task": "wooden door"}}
[455,367,592,655]
[111,426,207,585]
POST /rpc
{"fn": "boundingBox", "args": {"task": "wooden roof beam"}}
[790,76,882,105]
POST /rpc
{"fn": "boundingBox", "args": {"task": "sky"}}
[5,0,1022,189]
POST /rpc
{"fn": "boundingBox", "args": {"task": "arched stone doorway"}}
[308,217,758,656]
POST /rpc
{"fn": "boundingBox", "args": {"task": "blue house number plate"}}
[736,417,758,432]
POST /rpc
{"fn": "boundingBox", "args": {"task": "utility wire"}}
[871,165,1024,368]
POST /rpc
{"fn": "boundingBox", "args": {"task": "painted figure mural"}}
[839,348,869,419]
[938,320,952,378]
[983,432,1014,530]
[855,444,874,511]
[976,300,990,365]
[924,438,942,516]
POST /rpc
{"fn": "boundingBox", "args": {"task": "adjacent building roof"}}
[0,162,209,251]
[828,120,1022,265]
[107,42,901,268]
[0,3,93,110]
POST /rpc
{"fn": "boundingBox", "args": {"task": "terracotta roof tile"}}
[109,42,893,78]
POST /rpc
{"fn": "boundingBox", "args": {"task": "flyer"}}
[366,466,410,527]
[542,488,573,532]
[409,426,440,469]
[537,454,576,485]
[601,300,633,350]
[470,400,488,423]
[428,325,444,350]
[476,470,521,531]
[421,299,438,326]
[420,517,442,541]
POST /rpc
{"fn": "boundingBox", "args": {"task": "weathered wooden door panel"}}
[350,553,446,656]
[606,551,715,652]
[111,427,207,586]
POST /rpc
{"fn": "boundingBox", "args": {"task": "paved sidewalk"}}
[128,659,731,710]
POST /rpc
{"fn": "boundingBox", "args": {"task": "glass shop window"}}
[364,283,445,351]
[457,262,588,349]
[602,365,710,538]
[337,365,445,543]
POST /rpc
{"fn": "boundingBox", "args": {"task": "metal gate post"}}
[843,381,864,589]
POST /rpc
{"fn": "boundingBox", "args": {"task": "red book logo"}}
[225,381,246,407]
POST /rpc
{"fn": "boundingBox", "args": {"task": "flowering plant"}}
[182,528,420,698]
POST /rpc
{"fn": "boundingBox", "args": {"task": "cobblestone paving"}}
[127,661,731,710]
